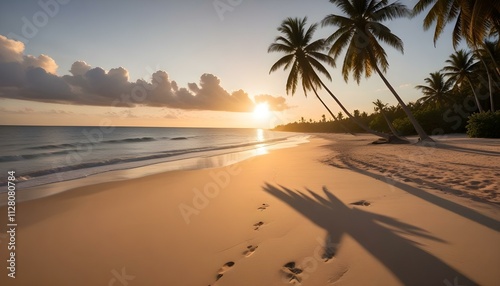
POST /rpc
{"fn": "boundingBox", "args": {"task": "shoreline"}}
[0,134,309,204]
[0,135,499,285]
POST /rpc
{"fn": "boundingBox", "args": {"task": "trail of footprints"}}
[208,203,269,285]
[209,200,364,284]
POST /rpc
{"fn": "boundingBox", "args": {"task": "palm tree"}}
[481,39,500,79]
[337,112,344,120]
[412,0,500,48]
[416,72,454,107]
[476,40,500,111]
[322,0,432,142]
[373,99,406,141]
[268,17,386,138]
[442,49,484,112]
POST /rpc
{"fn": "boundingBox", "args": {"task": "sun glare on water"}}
[253,103,270,119]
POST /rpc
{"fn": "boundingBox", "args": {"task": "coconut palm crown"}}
[416,71,454,107]
[321,0,410,83]
[268,17,335,96]
[442,49,484,112]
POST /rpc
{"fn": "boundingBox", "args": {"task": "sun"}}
[253,103,270,119]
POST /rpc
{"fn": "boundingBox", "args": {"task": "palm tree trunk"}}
[484,63,495,112]
[310,85,356,135]
[483,42,500,79]
[466,77,485,112]
[381,111,401,137]
[317,80,391,140]
[367,54,432,142]
[478,55,495,112]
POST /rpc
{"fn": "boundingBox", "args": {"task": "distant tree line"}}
[274,45,500,137]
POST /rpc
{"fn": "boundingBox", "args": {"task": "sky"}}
[0,0,460,128]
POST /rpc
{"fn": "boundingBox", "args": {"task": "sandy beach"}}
[1,135,499,285]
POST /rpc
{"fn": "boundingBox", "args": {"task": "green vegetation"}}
[466,111,500,138]
[269,0,499,139]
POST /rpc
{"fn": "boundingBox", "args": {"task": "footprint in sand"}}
[322,245,336,262]
[253,221,264,230]
[350,200,371,206]
[327,267,349,284]
[243,245,258,257]
[281,261,303,284]
[258,203,270,211]
[216,261,235,281]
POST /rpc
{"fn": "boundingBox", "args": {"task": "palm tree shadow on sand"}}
[263,183,477,285]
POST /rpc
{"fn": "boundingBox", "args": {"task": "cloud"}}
[399,83,412,89]
[0,35,58,74]
[105,109,137,118]
[48,109,74,115]
[69,61,91,76]
[134,71,256,112]
[0,35,24,62]
[0,34,290,113]
[23,54,58,74]
[376,87,389,92]
[254,94,290,111]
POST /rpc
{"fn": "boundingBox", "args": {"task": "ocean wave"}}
[2,136,198,163]
[0,150,75,162]
[26,136,166,151]
[27,143,76,150]
[106,137,158,143]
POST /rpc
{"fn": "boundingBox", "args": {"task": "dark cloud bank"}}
[0,35,289,112]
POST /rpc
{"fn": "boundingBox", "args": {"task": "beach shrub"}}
[466,111,500,138]
[415,105,468,134]
[392,117,415,135]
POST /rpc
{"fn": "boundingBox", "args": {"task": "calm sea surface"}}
[0,126,304,192]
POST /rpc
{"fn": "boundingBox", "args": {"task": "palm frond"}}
[372,1,410,22]
[269,54,295,73]
[368,22,404,53]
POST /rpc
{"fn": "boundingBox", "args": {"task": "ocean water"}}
[0,126,304,192]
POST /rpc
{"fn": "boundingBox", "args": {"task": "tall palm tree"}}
[477,40,500,111]
[481,39,500,78]
[268,17,386,138]
[412,0,500,48]
[322,0,433,142]
[442,49,484,112]
[415,72,454,107]
[373,99,405,141]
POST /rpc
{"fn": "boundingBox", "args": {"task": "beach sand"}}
[1,135,499,285]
